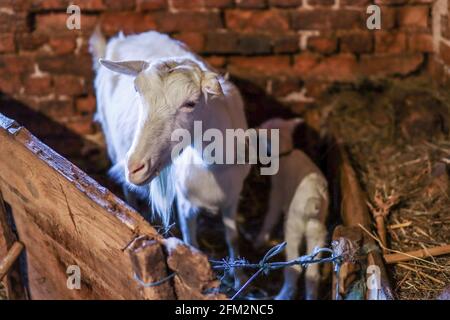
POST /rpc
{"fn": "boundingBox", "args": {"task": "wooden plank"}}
[332,225,364,300]
[127,236,175,300]
[327,133,394,300]
[0,112,171,299]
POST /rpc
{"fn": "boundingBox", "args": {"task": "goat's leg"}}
[304,219,327,300]
[176,196,199,248]
[222,203,246,290]
[276,213,305,300]
[255,182,283,249]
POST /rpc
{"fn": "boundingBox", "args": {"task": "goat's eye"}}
[182,101,196,110]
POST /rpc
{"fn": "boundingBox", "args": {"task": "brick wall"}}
[430,0,450,83]
[0,0,438,156]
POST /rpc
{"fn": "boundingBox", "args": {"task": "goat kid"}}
[255,118,329,300]
[89,29,250,288]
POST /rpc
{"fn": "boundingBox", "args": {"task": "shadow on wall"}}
[233,76,322,160]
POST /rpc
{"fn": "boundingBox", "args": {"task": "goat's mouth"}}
[128,162,162,186]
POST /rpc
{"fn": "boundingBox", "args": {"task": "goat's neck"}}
[190,96,234,169]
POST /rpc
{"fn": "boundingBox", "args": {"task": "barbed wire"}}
[132,237,360,300]
[210,241,345,300]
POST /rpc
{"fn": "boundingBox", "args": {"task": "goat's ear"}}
[201,71,223,97]
[288,118,304,132]
[99,59,149,76]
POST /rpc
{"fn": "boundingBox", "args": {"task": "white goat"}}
[89,30,250,288]
[255,118,329,300]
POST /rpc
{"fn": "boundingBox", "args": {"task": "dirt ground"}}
[325,77,450,299]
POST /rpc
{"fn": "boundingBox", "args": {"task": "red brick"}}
[101,13,157,35]
[171,0,204,10]
[238,34,272,55]
[341,0,370,7]
[16,31,49,50]
[226,9,290,32]
[76,95,97,114]
[36,99,75,119]
[408,33,433,53]
[102,0,135,10]
[64,116,95,135]
[0,11,28,33]
[375,31,406,54]
[31,0,70,10]
[205,32,239,54]
[137,0,167,11]
[270,77,301,97]
[360,53,424,77]
[308,36,337,54]
[235,0,267,8]
[0,55,34,74]
[293,53,320,75]
[308,0,334,6]
[292,9,363,30]
[228,56,291,75]
[273,33,300,53]
[204,56,227,68]
[379,6,396,30]
[173,33,205,52]
[0,74,22,95]
[308,54,359,82]
[24,76,53,95]
[154,12,223,32]
[205,0,234,8]
[1,0,31,11]
[397,6,429,29]
[49,37,76,55]
[36,13,70,32]
[269,0,302,7]
[0,34,15,53]
[78,0,105,10]
[37,54,92,77]
[54,75,85,95]
[340,32,373,54]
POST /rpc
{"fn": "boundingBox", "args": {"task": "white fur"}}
[90,30,250,288]
[256,118,329,300]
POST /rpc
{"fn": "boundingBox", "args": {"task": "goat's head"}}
[100,58,223,186]
[259,118,304,154]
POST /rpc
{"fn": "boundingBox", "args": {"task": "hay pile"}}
[326,77,450,299]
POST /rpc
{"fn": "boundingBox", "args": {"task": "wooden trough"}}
[0,112,222,300]
[0,111,394,300]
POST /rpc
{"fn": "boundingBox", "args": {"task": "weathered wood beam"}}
[327,132,394,300]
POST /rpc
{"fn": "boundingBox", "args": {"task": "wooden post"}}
[328,135,394,300]
[332,225,364,300]
[0,190,27,299]
[127,236,175,300]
